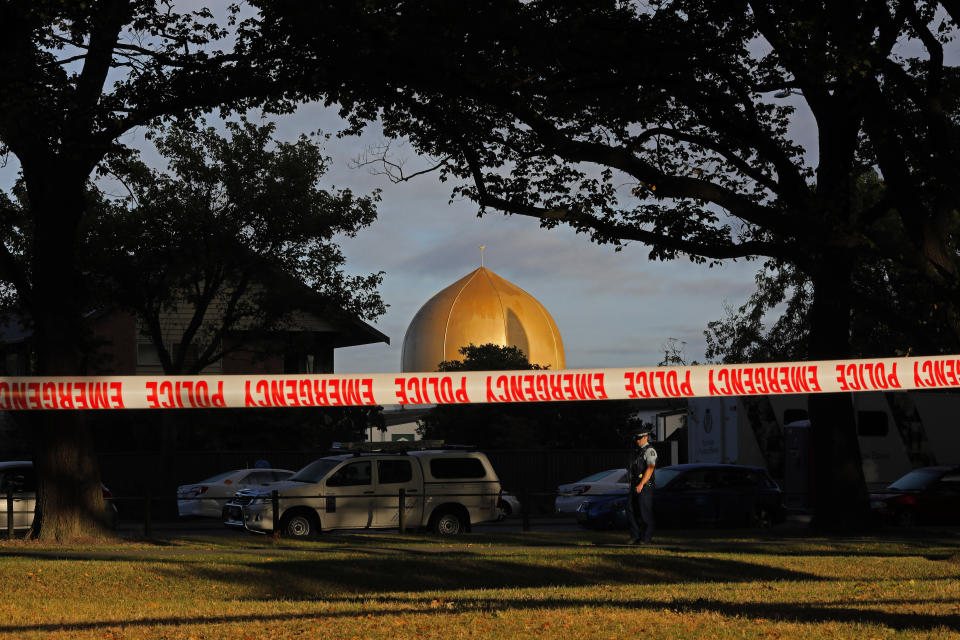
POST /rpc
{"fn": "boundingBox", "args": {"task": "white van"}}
[222,444,501,536]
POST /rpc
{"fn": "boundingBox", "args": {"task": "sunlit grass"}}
[1,528,958,639]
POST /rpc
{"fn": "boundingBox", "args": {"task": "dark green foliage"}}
[437,343,544,373]
[705,173,959,363]
[89,119,384,374]
[419,344,639,449]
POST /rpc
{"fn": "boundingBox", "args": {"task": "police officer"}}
[627,426,657,544]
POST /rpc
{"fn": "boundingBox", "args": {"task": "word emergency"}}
[2,355,960,409]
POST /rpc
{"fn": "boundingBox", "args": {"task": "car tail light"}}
[196,486,209,495]
[224,479,232,485]
[575,485,591,495]
[892,495,917,505]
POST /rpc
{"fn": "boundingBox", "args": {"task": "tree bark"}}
[806,253,872,531]
[28,181,110,541]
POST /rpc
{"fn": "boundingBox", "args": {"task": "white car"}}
[497,491,522,520]
[177,468,294,518]
[1,461,118,531]
[554,468,629,513]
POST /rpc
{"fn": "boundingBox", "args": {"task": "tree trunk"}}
[806,254,872,531]
[32,413,111,540]
[28,183,110,541]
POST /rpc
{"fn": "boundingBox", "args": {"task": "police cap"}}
[632,427,654,440]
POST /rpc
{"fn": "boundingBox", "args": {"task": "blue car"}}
[576,463,785,529]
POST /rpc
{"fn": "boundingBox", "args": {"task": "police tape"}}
[0,354,956,410]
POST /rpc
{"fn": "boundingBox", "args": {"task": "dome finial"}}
[478,244,486,268]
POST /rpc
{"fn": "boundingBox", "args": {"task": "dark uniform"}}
[627,429,657,543]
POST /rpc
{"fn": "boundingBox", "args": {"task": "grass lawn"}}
[1,527,958,639]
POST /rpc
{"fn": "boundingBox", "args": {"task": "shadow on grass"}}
[161,551,819,596]
[565,528,960,558]
[3,526,957,562]
[1,591,958,636]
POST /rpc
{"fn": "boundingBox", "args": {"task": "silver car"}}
[177,468,294,518]
[0,461,119,531]
[554,468,629,513]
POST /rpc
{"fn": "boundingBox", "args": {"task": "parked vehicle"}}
[554,468,629,514]
[497,491,522,520]
[869,464,960,526]
[686,392,960,503]
[177,467,294,518]
[576,463,784,529]
[0,461,119,531]
[222,442,502,537]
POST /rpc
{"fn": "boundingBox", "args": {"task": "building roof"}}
[401,267,564,372]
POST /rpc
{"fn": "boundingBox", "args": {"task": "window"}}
[721,469,757,488]
[243,471,274,485]
[137,343,161,366]
[579,470,619,483]
[857,411,888,437]
[888,469,940,491]
[289,459,340,483]
[326,461,372,487]
[936,473,960,494]
[430,458,487,479]
[378,460,413,484]
[674,469,717,490]
[654,468,684,487]
[0,466,35,492]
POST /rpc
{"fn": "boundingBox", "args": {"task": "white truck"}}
[222,443,502,536]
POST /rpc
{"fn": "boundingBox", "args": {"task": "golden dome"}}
[401,267,566,372]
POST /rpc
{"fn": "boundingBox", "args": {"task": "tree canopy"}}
[252,0,960,528]
[91,118,385,374]
[0,0,326,540]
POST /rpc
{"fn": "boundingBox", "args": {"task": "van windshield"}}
[289,459,341,483]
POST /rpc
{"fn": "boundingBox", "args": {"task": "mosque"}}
[373,257,566,442]
[401,264,565,373]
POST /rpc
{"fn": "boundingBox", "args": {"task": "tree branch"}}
[461,145,781,261]
[350,142,453,183]
[509,105,801,238]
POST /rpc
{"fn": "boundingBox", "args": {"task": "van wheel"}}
[431,510,466,535]
[281,510,319,538]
